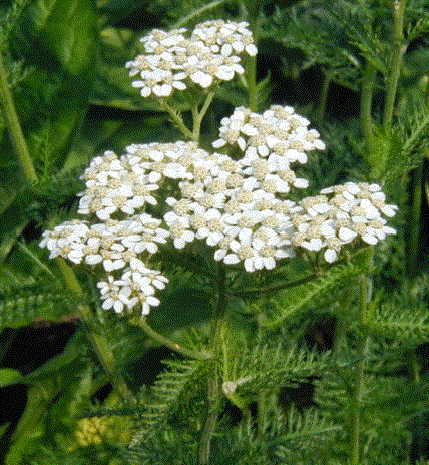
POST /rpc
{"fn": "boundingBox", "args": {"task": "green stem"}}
[383,0,407,133]
[332,288,355,355]
[158,99,196,141]
[56,257,133,401]
[407,166,423,278]
[316,69,331,122]
[191,105,199,140]
[349,250,373,465]
[0,52,38,183]
[408,349,420,384]
[256,311,268,435]
[174,0,224,28]
[198,265,226,465]
[246,13,262,111]
[349,333,368,465]
[192,91,215,141]
[133,317,210,361]
[360,62,376,153]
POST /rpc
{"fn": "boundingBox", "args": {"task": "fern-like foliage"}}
[326,1,390,76]
[262,1,377,91]
[128,358,208,447]
[405,3,429,42]
[263,257,364,329]
[230,405,340,464]
[0,285,79,329]
[222,343,331,404]
[121,425,198,465]
[314,355,429,463]
[367,301,429,345]
[383,100,429,186]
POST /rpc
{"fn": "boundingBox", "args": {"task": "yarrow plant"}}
[6,0,429,462]
[34,17,399,465]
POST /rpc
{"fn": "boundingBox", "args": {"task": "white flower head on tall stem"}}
[126,20,257,99]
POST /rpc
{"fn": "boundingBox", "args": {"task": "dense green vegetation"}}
[1,0,429,464]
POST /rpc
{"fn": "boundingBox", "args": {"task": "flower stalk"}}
[159,99,196,141]
[246,12,262,111]
[192,91,215,141]
[198,265,226,464]
[133,317,210,361]
[383,0,407,133]
[348,249,373,465]
[360,62,376,154]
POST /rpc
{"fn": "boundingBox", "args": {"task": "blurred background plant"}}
[1,0,429,464]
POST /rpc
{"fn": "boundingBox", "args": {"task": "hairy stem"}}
[159,99,196,141]
[174,0,224,28]
[246,12,262,111]
[332,288,355,355]
[192,91,215,141]
[134,317,210,361]
[0,52,38,183]
[407,166,423,278]
[316,69,331,122]
[349,249,373,465]
[383,0,407,133]
[198,265,226,464]
[360,62,376,153]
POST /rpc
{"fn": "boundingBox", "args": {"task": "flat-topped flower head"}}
[213,105,325,185]
[126,20,257,99]
[292,182,398,263]
[192,20,258,57]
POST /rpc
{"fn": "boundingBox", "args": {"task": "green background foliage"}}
[1,0,429,464]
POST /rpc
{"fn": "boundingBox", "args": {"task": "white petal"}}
[223,254,240,265]
[221,43,233,56]
[214,249,227,261]
[294,178,309,188]
[85,255,102,265]
[244,259,255,272]
[245,44,258,56]
[361,233,378,245]
[338,227,358,243]
[324,249,338,263]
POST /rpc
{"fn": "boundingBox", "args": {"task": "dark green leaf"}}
[1,0,98,177]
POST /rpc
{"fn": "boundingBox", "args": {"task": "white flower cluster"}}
[40,215,169,314]
[162,105,397,271]
[162,104,328,272]
[40,140,211,316]
[126,19,257,98]
[213,105,325,192]
[291,182,398,263]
